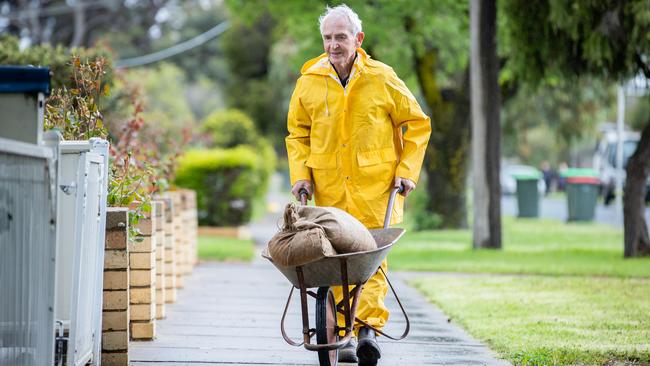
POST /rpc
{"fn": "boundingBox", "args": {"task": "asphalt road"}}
[501,194,650,227]
[257,174,649,231]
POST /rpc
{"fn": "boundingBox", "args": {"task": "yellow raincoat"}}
[286,48,431,333]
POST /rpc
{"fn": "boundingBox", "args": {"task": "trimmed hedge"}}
[255,137,276,198]
[177,107,276,226]
[175,145,274,226]
[202,109,259,148]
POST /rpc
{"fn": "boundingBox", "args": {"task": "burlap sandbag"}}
[267,204,338,266]
[267,226,337,267]
[267,203,376,267]
[293,205,377,254]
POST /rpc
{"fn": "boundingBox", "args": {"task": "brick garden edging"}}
[102,208,130,366]
[153,200,166,320]
[101,190,198,366]
[129,205,157,340]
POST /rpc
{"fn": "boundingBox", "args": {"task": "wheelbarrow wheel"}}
[316,286,338,366]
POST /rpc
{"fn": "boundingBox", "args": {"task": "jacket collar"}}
[301,48,370,76]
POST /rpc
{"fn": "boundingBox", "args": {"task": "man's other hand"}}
[291,180,313,201]
[394,177,416,197]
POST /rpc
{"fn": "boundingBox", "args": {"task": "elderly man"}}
[286,4,431,365]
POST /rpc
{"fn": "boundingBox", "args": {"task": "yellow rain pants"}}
[332,259,388,337]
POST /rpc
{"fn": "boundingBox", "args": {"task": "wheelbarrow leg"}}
[340,259,353,335]
[296,267,314,347]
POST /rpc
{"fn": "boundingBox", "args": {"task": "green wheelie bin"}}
[513,171,542,218]
[563,168,600,221]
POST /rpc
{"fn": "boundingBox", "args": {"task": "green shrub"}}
[187,108,276,225]
[256,137,276,196]
[0,35,114,89]
[202,109,259,148]
[413,209,444,231]
[199,108,276,208]
[276,156,290,188]
[404,173,445,230]
[175,146,266,226]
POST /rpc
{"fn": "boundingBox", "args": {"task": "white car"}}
[501,164,547,196]
[593,129,650,205]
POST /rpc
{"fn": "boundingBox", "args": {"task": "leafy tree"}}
[501,0,650,257]
[134,63,196,129]
[219,12,289,147]
[0,0,171,48]
[502,77,615,166]
[401,0,471,229]
[143,0,229,83]
[100,62,195,149]
[3,1,229,82]
[629,94,650,132]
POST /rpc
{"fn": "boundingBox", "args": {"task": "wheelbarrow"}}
[262,186,410,366]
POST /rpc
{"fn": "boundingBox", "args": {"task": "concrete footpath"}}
[130,175,510,365]
[129,257,510,365]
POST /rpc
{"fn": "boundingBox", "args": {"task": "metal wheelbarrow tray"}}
[263,187,411,366]
[262,228,404,288]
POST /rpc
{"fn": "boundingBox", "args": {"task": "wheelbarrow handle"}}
[383,184,404,229]
[354,266,410,340]
[301,184,402,223]
[298,188,309,206]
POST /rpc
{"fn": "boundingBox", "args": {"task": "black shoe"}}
[338,337,358,363]
[357,327,381,366]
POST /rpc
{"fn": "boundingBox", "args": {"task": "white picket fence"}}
[0,134,60,366]
[55,139,109,366]
[0,134,110,366]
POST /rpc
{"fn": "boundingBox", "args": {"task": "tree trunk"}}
[623,119,650,257]
[19,0,42,44]
[471,0,501,248]
[71,0,86,48]
[414,50,471,228]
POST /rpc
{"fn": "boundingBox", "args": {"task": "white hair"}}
[318,4,363,36]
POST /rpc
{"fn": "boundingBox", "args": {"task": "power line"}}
[115,21,230,69]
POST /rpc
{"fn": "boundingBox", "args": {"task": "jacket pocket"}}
[356,148,397,167]
[306,153,338,169]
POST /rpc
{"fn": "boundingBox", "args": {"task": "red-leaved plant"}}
[44,55,109,140]
[44,54,188,240]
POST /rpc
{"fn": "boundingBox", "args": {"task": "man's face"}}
[321,16,364,70]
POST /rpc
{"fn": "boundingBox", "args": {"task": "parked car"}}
[592,129,650,205]
[501,164,546,196]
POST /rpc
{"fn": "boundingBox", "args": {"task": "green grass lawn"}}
[198,235,255,262]
[411,275,650,366]
[389,217,650,365]
[390,217,650,278]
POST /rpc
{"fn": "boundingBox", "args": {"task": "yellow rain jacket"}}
[286,48,431,228]
[286,48,431,334]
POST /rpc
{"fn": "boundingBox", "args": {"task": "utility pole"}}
[615,85,625,216]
